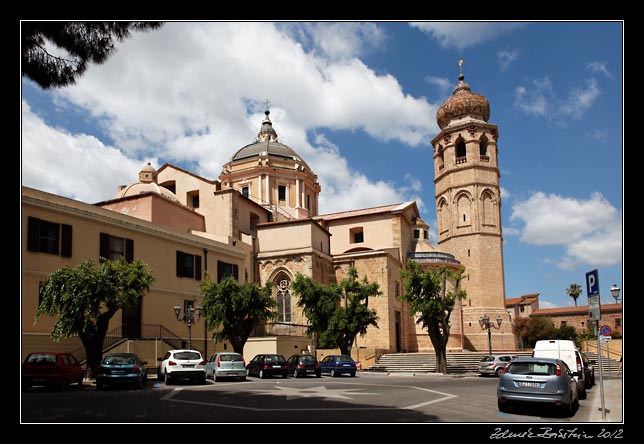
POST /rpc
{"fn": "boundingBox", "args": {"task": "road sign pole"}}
[596,321,606,420]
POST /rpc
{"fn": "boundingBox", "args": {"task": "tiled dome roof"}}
[436,73,490,130]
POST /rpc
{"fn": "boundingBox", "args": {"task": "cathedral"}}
[21,70,515,365]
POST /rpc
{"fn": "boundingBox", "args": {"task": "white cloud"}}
[283,22,387,60]
[510,191,618,245]
[539,300,559,309]
[425,76,451,96]
[514,76,600,122]
[497,49,520,72]
[587,61,614,79]
[410,22,524,50]
[510,192,622,269]
[21,101,146,203]
[500,187,511,200]
[25,22,441,214]
[503,226,521,236]
[590,128,608,141]
[559,78,600,119]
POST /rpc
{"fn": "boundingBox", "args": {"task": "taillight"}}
[168,360,177,366]
[199,360,206,366]
[242,357,246,366]
[488,363,494,367]
[132,365,140,373]
[556,364,562,376]
[217,355,221,368]
[263,364,269,369]
[298,363,304,368]
[502,364,509,374]
[576,356,582,372]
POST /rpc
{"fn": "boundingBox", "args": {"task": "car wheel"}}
[497,399,508,413]
[495,367,503,377]
[316,372,321,378]
[579,385,587,400]
[164,371,172,385]
[561,392,573,417]
[282,373,288,379]
[293,370,299,378]
[241,376,247,382]
[199,376,206,385]
[591,374,596,387]
[259,369,265,379]
[135,378,143,389]
[331,369,336,377]
[77,374,84,386]
[214,373,219,382]
[350,372,356,377]
[246,368,251,377]
[96,382,104,391]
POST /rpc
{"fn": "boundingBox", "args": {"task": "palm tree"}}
[566,283,583,307]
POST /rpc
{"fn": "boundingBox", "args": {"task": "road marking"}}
[250,385,379,400]
[402,386,458,410]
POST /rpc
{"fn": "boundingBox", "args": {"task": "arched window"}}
[436,144,445,170]
[438,198,450,233]
[276,277,292,323]
[479,135,489,160]
[457,193,471,227]
[455,138,466,164]
[482,191,495,226]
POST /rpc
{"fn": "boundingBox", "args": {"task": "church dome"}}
[436,73,490,130]
[228,109,309,168]
[114,163,179,202]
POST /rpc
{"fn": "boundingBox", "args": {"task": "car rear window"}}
[218,354,243,362]
[507,362,556,376]
[266,355,285,363]
[301,355,317,363]
[480,356,494,362]
[26,354,57,365]
[103,355,135,365]
[336,356,354,363]
[174,352,202,360]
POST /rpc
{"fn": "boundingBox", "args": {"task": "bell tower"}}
[431,62,514,351]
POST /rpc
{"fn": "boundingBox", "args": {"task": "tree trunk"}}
[434,344,448,374]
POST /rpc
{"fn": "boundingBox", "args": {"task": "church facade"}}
[21,71,514,363]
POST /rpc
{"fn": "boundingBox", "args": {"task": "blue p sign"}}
[586,269,599,297]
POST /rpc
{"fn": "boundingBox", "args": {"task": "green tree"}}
[36,258,155,375]
[554,324,578,342]
[22,21,162,89]
[291,273,340,349]
[330,268,381,356]
[520,316,557,348]
[566,283,583,307]
[200,276,276,354]
[399,260,466,373]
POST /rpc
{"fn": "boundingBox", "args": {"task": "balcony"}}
[456,156,467,164]
[480,155,490,162]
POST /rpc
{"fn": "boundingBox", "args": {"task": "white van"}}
[533,340,587,398]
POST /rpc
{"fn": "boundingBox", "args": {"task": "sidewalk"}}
[588,376,622,422]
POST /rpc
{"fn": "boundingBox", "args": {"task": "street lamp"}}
[610,284,621,303]
[479,315,503,355]
[174,302,203,350]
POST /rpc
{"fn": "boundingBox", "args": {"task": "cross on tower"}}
[264,99,271,112]
[457,58,466,76]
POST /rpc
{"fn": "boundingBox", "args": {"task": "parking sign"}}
[586,269,601,321]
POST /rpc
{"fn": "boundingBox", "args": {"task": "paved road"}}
[21,372,611,424]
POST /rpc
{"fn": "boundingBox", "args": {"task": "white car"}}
[157,349,206,385]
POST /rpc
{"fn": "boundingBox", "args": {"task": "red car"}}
[22,352,84,390]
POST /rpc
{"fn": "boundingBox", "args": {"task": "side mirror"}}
[142,361,148,366]
[590,359,597,365]
[157,357,162,362]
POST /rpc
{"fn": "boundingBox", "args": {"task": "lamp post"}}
[610,284,621,303]
[479,315,503,355]
[174,302,203,350]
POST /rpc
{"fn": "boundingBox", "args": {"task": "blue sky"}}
[21,21,623,309]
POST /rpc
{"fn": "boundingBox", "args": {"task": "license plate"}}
[112,370,125,374]
[306,369,315,373]
[519,381,540,388]
[183,364,195,368]
[272,365,282,368]
[342,364,351,367]
[32,378,46,384]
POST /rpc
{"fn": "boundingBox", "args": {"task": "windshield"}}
[301,355,317,363]
[507,362,557,376]
[218,354,243,362]
[103,355,136,365]
[336,356,354,363]
[266,355,286,363]
[174,352,202,360]
[25,353,57,365]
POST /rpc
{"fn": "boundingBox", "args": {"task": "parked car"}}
[497,356,579,417]
[320,355,357,377]
[532,339,587,399]
[246,354,288,379]
[479,354,515,377]
[286,354,321,378]
[157,349,206,385]
[22,351,84,390]
[580,352,595,389]
[205,352,247,381]
[96,353,148,390]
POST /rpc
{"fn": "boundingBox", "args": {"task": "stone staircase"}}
[366,351,533,374]
[584,351,621,374]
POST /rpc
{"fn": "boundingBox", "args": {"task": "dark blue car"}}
[320,355,357,377]
[96,353,148,390]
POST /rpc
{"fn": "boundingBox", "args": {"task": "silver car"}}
[205,352,247,382]
[479,354,515,377]
[497,356,579,417]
